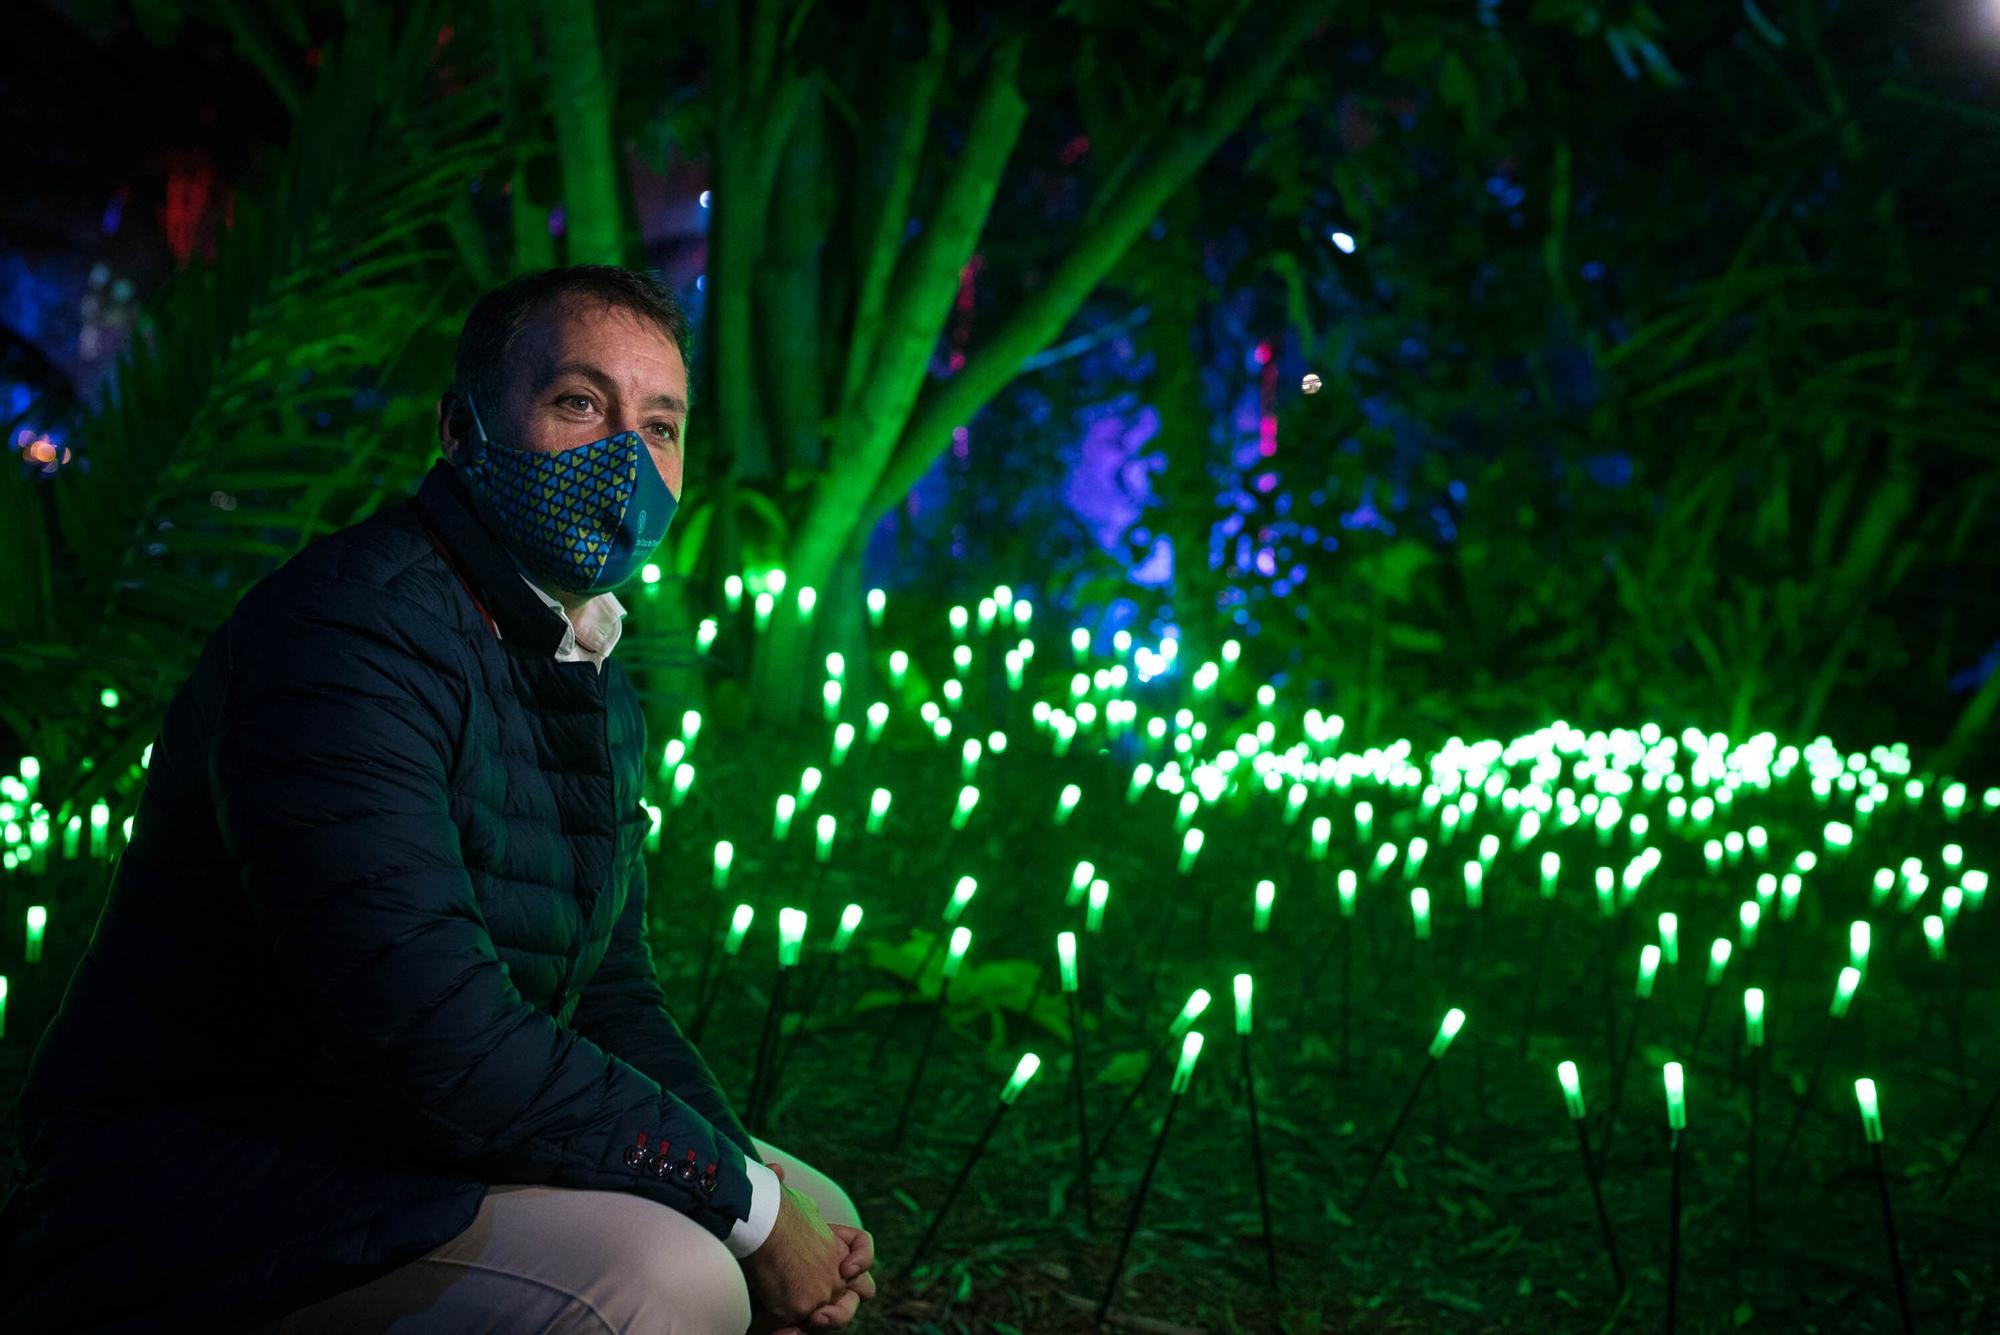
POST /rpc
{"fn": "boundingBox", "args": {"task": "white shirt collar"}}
[518,574,626,672]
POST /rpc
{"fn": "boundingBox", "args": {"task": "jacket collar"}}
[412,457,570,658]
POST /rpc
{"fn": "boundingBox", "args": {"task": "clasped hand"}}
[741,1162,876,1333]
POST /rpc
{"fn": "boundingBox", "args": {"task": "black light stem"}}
[1519,912,1556,1059]
[1774,1012,1837,1177]
[1597,996,1648,1170]
[689,950,737,1044]
[898,1097,1010,1283]
[1667,1130,1682,1334]
[1065,989,1095,1230]
[1352,1054,1438,1211]
[1573,1117,1624,1294]
[888,981,951,1150]
[1082,1033,1171,1177]
[1870,1141,1915,1334]
[745,964,793,1135]
[1747,1045,1761,1242]
[1938,1081,1999,1200]
[1096,1090,1184,1327]
[1240,1031,1277,1288]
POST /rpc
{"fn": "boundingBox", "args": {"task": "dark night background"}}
[1,1,1996,1331]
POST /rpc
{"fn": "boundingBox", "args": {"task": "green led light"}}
[1430,1007,1466,1060]
[1779,874,1802,920]
[725,904,755,955]
[1557,1060,1586,1120]
[1595,867,1615,918]
[712,840,734,891]
[1738,900,1759,948]
[773,793,796,841]
[944,926,972,980]
[1055,783,1082,825]
[1179,827,1205,874]
[1855,1077,1882,1143]
[639,562,661,585]
[867,787,892,834]
[1942,842,1963,870]
[1637,944,1662,999]
[888,650,909,686]
[1311,816,1332,860]
[1172,1030,1206,1094]
[1848,920,1870,973]
[833,904,863,953]
[1410,887,1432,941]
[100,687,119,709]
[1234,972,1253,1035]
[1070,627,1090,659]
[1463,861,1484,910]
[866,701,890,742]
[815,814,837,863]
[952,785,980,830]
[821,680,842,719]
[1057,931,1079,993]
[765,569,788,596]
[945,875,978,923]
[1253,880,1275,933]
[830,721,855,766]
[866,587,886,625]
[1705,938,1732,986]
[1540,851,1560,898]
[1832,965,1861,1018]
[960,738,982,781]
[1337,869,1358,918]
[1664,1061,1686,1131]
[1171,988,1212,1037]
[1658,912,1679,966]
[1086,879,1109,933]
[1922,914,1945,961]
[778,908,808,967]
[1744,988,1765,1047]
[1001,1052,1041,1105]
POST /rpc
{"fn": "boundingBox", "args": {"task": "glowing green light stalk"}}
[25,906,46,965]
[1831,965,1862,1019]
[866,788,892,835]
[1086,879,1109,933]
[1179,829,1204,875]
[951,785,980,831]
[1066,860,1095,909]
[1337,870,1357,919]
[1855,1078,1883,1143]
[773,794,796,842]
[778,908,808,969]
[1410,887,1432,941]
[944,876,977,925]
[1001,1051,1042,1105]
[1922,915,1945,962]
[815,814,837,864]
[1057,932,1079,994]
[725,904,755,956]
[1557,1060,1587,1120]
[1171,1030,1205,1095]
[1705,938,1732,987]
[712,840,734,892]
[943,926,973,981]
[670,763,695,809]
[1430,1007,1466,1059]
[1234,973,1253,1035]
[832,904,864,954]
[1253,881,1275,933]
[1664,1061,1686,1132]
[1744,988,1765,1047]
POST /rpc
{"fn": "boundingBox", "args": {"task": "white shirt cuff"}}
[723,1157,781,1259]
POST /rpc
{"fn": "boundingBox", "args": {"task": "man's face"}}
[441,297,687,500]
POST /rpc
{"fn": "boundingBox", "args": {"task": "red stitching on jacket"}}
[418,516,500,641]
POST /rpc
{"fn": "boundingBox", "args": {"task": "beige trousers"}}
[252,1138,859,1334]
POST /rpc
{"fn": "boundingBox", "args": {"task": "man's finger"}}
[831,1224,875,1277]
[809,1288,862,1328]
[847,1268,878,1300]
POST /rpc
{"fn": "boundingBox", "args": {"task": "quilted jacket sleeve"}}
[209,577,756,1242]
[569,844,760,1163]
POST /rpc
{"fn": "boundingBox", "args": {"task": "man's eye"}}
[562,394,595,412]
[651,422,681,442]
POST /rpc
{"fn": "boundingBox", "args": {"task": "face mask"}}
[452,391,677,595]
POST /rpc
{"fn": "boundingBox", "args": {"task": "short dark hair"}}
[452,264,693,422]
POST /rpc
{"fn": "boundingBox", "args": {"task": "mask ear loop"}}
[460,390,493,457]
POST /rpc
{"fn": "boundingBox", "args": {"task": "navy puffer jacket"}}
[0,459,756,1332]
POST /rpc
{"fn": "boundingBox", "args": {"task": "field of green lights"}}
[2,574,1995,1334]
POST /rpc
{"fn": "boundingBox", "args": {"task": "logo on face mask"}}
[452,392,677,595]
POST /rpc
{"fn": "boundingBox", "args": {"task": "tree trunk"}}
[538,0,625,264]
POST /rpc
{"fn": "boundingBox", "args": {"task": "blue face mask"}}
[452,392,677,596]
